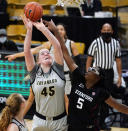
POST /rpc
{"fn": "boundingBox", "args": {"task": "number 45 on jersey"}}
[41,86,55,96]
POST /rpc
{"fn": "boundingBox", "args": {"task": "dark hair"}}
[56,23,68,39]
[0,93,23,131]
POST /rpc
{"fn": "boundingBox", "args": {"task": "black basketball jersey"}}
[68,68,110,128]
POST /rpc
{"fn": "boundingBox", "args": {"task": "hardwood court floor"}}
[25,119,128,131]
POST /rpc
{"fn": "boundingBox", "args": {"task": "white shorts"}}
[65,74,71,95]
[32,115,68,131]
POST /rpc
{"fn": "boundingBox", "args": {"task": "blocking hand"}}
[43,19,57,32]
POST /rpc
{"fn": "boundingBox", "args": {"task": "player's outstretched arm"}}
[5,45,43,62]
[105,96,128,114]
[5,42,50,62]
[43,20,77,72]
[32,19,63,65]
[22,16,35,72]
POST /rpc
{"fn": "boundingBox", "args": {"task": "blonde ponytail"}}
[0,106,12,131]
[0,93,23,131]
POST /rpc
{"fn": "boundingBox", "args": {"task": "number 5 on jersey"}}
[77,98,84,109]
[41,86,55,96]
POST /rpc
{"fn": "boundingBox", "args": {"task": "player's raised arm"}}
[22,16,35,72]
[5,43,50,62]
[44,20,77,72]
[32,19,63,65]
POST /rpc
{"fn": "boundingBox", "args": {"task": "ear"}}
[37,61,40,64]
[20,102,24,109]
[37,60,41,64]
[101,29,103,33]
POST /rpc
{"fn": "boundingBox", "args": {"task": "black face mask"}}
[101,32,112,42]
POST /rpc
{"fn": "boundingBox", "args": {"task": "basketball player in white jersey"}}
[50,23,79,113]
[5,23,79,113]
[22,16,67,131]
[9,118,28,131]
[0,93,27,131]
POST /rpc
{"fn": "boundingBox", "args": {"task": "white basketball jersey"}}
[30,62,65,117]
[50,39,72,72]
[12,118,28,131]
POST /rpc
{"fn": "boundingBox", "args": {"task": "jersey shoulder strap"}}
[51,61,65,81]
[12,118,23,131]
[29,64,40,85]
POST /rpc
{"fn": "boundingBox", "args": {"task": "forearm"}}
[109,101,128,114]
[64,95,69,115]
[117,104,128,114]
[86,56,93,71]
[31,45,43,54]
[12,45,43,59]
[53,29,77,72]
[24,29,35,71]
[23,88,35,117]
[11,48,39,59]
[116,58,122,78]
[40,27,60,49]
[23,100,33,117]
[53,29,70,57]
[12,52,25,58]
[86,63,91,72]
[53,29,65,50]
[106,96,128,115]
[24,30,32,54]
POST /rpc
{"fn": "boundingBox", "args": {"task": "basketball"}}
[24,2,43,22]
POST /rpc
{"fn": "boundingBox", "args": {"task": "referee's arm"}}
[86,40,96,72]
[115,42,122,87]
[86,56,93,72]
[116,58,122,87]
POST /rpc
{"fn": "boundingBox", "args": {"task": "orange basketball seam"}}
[31,3,37,22]
[25,4,34,19]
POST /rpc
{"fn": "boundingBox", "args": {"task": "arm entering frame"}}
[22,16,35,72]
[44,20,77,72]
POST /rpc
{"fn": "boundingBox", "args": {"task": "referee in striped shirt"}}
[86,23,122,91]
[86,23,122,129]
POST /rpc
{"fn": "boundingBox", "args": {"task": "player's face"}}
[57,25,66,39]
[39,49,52,65]
[85,71,100,88]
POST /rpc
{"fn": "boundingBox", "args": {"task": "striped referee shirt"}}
[88,36,121,69]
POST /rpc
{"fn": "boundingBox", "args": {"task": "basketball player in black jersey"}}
[44,20,128,131]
